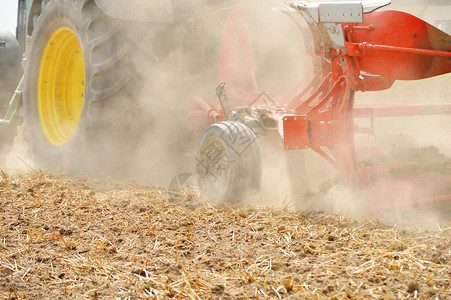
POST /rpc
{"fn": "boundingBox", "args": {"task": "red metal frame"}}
[184,4,451,206]
[344,10,451,81]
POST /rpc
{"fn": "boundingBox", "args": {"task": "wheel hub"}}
[37,26,85,146]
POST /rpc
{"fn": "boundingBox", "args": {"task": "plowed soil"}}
[0,171,450,299]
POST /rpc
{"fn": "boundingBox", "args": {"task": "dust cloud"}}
[1,0,449,227]
[113,0,310,187]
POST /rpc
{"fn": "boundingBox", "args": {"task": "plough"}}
[184,0,451,212]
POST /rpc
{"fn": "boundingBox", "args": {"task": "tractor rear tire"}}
[196,121,262,204]
[22,0,143,175]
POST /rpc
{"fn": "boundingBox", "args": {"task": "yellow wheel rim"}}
[38,27,85,146]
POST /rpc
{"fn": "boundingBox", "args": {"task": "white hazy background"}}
[0,0,18,35]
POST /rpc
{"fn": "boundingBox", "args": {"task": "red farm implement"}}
[183,1,451,215]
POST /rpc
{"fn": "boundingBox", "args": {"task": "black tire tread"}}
[22,0,145,174]
[196,121,262,203]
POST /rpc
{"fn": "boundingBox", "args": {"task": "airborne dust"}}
[1,0,450,227]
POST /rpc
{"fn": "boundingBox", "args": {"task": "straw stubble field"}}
[0,171,450,299]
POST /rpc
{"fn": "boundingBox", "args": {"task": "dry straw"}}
[0,171,449,298]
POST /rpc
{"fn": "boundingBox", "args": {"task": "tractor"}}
[0,1,450,215]
[0,0,229,175]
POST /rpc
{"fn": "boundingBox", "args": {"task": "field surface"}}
[0,172,450,299]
